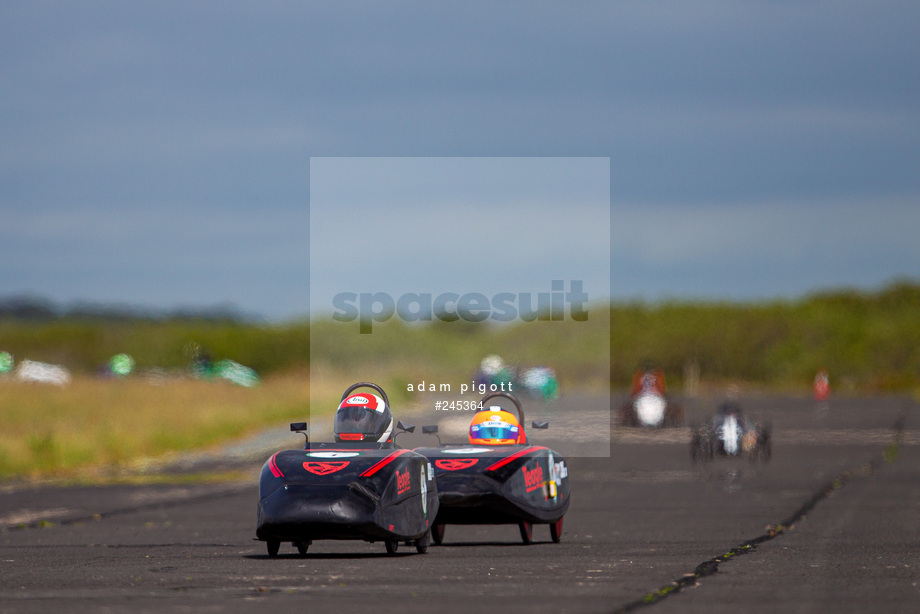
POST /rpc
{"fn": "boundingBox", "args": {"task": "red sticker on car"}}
[435,458,479,471]
[396,467,411,494]
[522,463,545,492]
[303,461,350,475]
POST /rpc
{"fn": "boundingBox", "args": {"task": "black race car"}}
[690,402,771,463]
[415,392,571,545]
[255,382,439,556]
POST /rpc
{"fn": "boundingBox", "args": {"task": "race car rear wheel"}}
[691,426,714,463]
[618,403,639,427]
[432,523,446,545]
[295,541,310,556]
[663,402,684,428]
[415,529,431,554]
[266,540,280,558]
[550,517,564,543]
[385,538,399,555]
[519,521,533,545]
[759,431,772,462]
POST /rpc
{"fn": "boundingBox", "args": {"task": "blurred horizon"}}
[2,275,918,324]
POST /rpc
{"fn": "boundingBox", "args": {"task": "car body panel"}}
[256,443,438,543]
[414,444,570,525]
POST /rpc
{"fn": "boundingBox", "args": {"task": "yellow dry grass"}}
[0,371,349,480]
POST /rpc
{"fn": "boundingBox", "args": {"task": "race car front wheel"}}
[266,540,280,557]
[432,523,446,545]
[519,521,533,545]
[385,538,399,555]
[415,529,431,554]
[550,517,564,543]
[295,541,310,556]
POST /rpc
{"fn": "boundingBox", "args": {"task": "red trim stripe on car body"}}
[485,446,546,472]
[359,449,412,477]
[268,452,284,478]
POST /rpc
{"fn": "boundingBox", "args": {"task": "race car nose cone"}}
[258,484,372,528]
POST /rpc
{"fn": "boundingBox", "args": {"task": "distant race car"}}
[618,391,684,428]
[474,355,560,401]
[618,368,683,428]
[690,403,771,463]
[414,391,571,545]
[255,382,439,556]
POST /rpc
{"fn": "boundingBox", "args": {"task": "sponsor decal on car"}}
[547,452,557,499]
[303,461,350,475]
[396,467,411,495]
[554,460,568,480]
[435,458,479,471]
[420,464,428,516]
[522,463,545,493]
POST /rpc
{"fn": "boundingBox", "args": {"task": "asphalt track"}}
[2,394,919,613]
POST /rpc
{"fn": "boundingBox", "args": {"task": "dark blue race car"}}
[256,382,439,556]
[415,392,571,545]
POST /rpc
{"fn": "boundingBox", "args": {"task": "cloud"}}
[2,2,919,318]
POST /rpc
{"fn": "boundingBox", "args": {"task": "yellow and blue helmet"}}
[469,407,526,445]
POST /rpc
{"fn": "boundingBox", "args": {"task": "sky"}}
[2,1,919,321]
[309,157,610,314]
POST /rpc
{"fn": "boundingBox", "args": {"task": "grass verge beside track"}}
[0,372,331,482]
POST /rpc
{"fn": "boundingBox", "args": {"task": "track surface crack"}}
[612,408,909,613]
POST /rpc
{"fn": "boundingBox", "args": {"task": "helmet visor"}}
[334,406,391,439]
[471,423,518,440]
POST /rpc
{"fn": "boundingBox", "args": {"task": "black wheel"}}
[550,517,564,543]
[266,540,280,557]
[691,426,713,463]
[519,521,533,545]
[385,538,399,555]
[432,524,446,545]
[619,403,638,427]
[663,403,684,428]
[295,541,310,556]
[416,529,430,554]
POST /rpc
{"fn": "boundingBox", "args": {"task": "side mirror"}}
[531,421,549,429]
[421,425,441,445]
[393,421,417,446]
[290,422,309,448]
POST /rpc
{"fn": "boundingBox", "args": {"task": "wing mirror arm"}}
[422,425,442,446]
[393,420,416,446]
[290,422,309,448]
